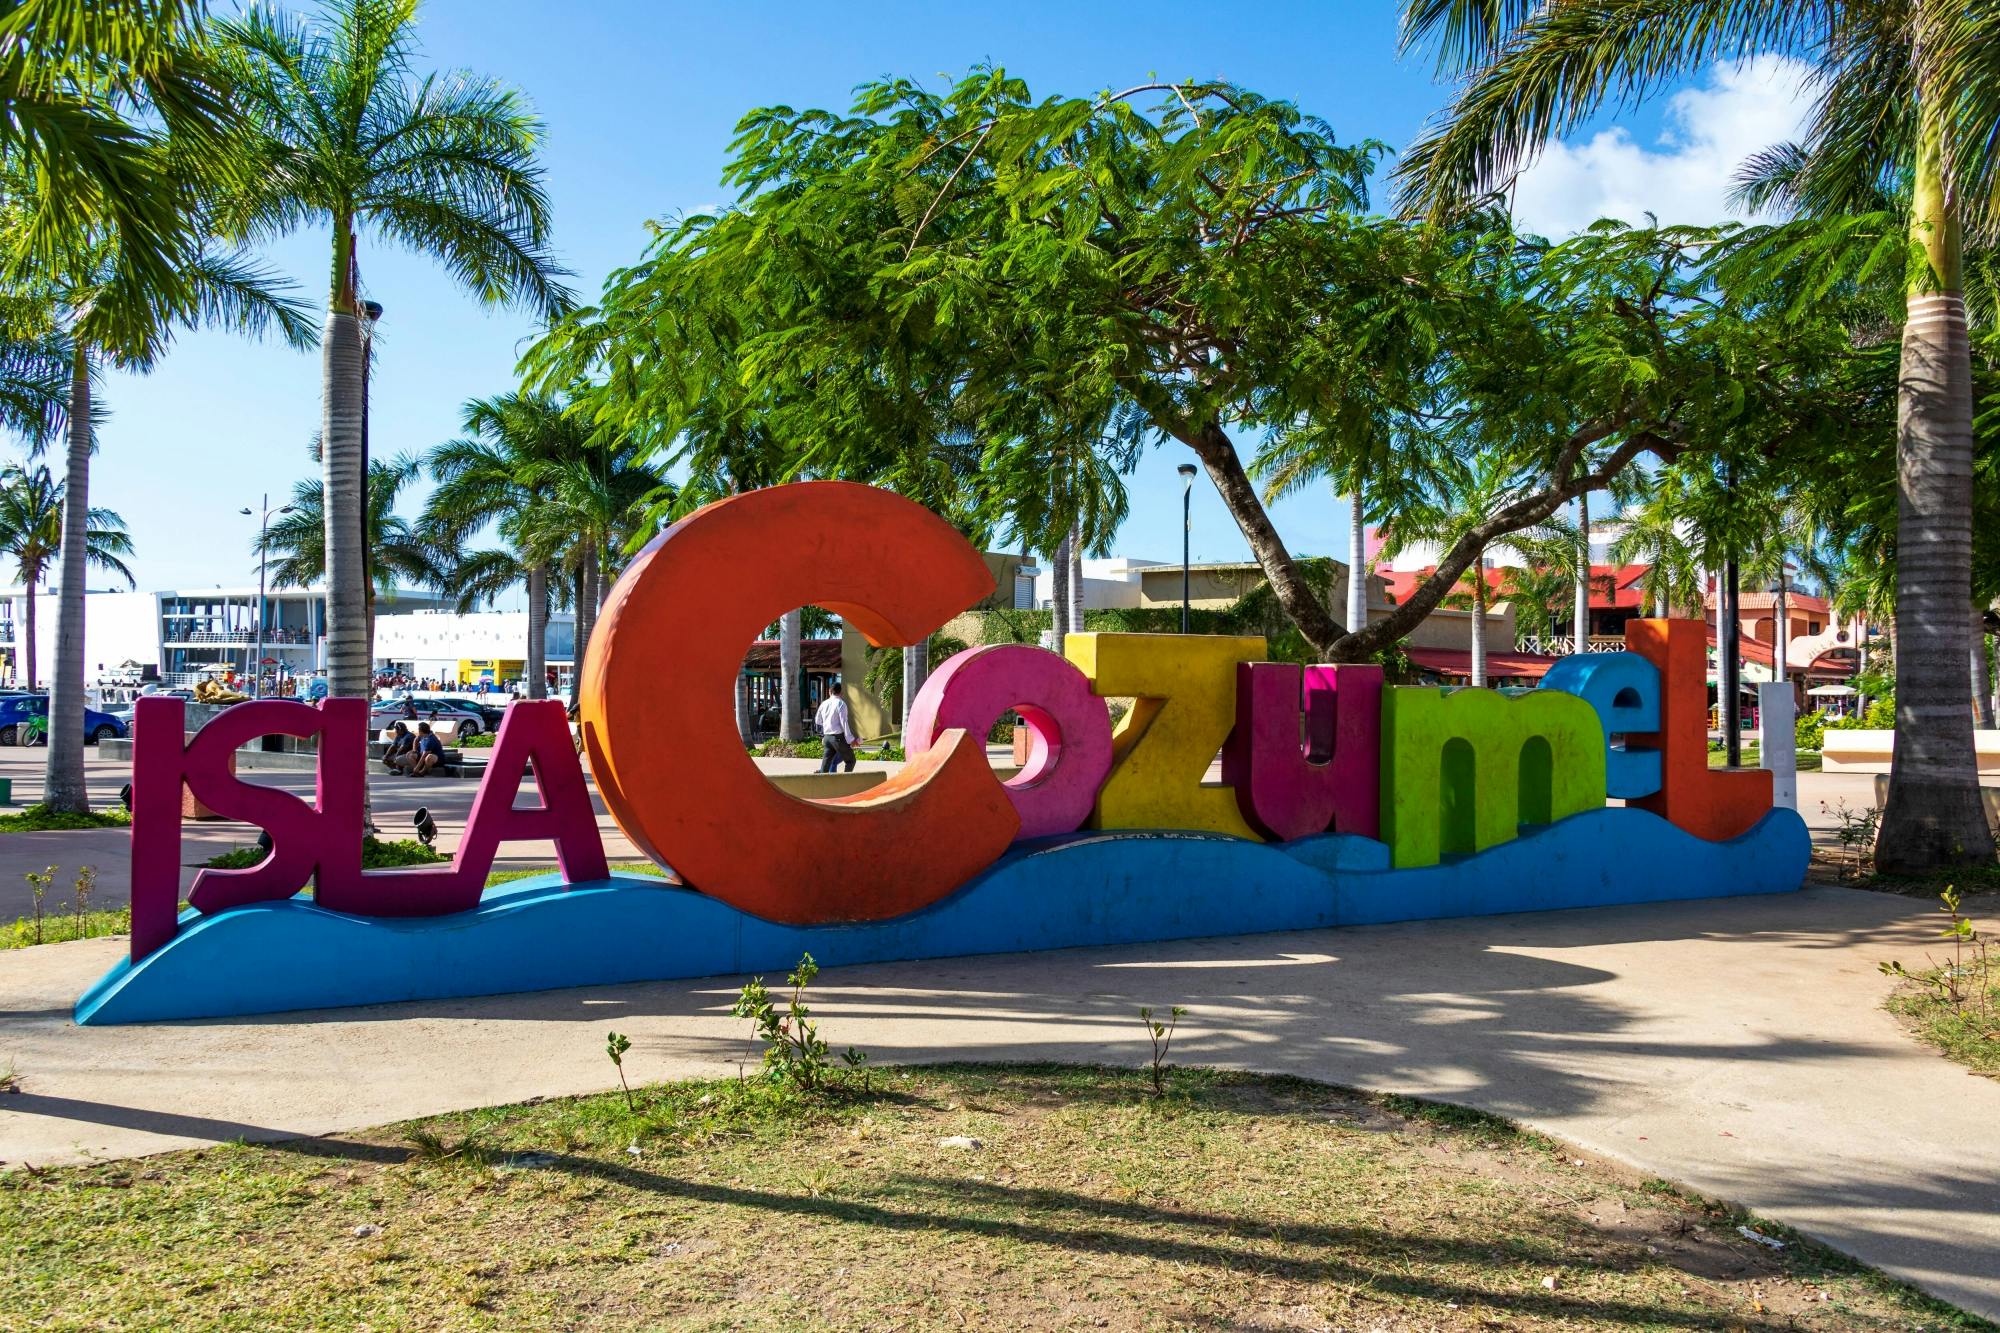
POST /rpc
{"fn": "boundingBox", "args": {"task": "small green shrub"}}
[754,736,824,759]
[0,804,131,831]
[206,836,441,872]
[732,953,856,1094]
[860,741,904,762]
[459,731,496,748]
[1796,708,1828,752]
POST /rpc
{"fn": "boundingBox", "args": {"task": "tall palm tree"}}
[0,462,132,688]
[420,392,592,699]
[4,152,312,812]
[0,1,240,303]
[1378,450,1580,685]
[258,450,441,654]
[214,0,570,710]
[1396,0,1997,868]
[1609,486,1706,619]
[517,440,659,706]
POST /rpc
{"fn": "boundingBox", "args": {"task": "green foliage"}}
[0,804,129,830]
[1797,708,1829,753]
[1139,1005,1186,1099]
[3,903,128,949]
[206,837,440,872]
[1880,888,1995,1069]
[459,731,495,748]
[731,953,854,1095]
[605,1031,635,1112]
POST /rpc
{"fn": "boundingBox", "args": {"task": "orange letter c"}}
[580,482,1020,924]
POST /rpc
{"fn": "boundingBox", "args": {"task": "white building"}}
[372,608,577,692]
[0,583,451,689]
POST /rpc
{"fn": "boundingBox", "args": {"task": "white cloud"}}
[1509,55,1815,238]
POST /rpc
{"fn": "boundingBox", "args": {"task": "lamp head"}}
[239,507,252,516]
[1177,463,1198,488]
[361,300,384,321]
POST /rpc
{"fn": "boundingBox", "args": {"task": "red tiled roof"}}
[1403,647,1562,680]
[742,638,843,672]
[1378,563,1658,610]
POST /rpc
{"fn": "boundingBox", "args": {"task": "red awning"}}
[1403,647,1562,680]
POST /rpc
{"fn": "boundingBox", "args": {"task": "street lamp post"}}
[1178,464,1197,633]
[241,495,295,699]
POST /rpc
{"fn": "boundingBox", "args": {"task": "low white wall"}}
[1822,729,2000,774]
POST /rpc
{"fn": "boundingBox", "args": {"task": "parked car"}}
[368,698,487,738]
[0,694,128,745]
[438,696,509,729]
[109,687,194,726]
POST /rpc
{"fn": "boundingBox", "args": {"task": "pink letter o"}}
[905,644,1112,838]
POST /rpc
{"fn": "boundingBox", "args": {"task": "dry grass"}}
[0,1064,1982,1332]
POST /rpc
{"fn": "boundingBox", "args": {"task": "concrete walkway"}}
[3,885,1999,1319]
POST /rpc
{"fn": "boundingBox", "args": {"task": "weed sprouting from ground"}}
[1139,1005,1185,1097]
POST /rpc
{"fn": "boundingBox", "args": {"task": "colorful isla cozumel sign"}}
[76,482,1808,1025]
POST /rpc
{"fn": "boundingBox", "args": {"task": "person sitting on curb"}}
[382,722,415,773]
[387,722,447,777]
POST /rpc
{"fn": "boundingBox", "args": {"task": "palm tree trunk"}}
[42,342,92,812]
[1973,608,1995,731]
[321,302,370,704]
[1877,117,1995,870]
[570,544,599,709]
[1470,557,1488,688]
[1067,522,1084,634]
[21,580,35,692]
[525,562,548,699]
[1050,533,1072,641]
[1345,478,1367,633]
[1573,491,1590,651]
[901,641,929,730]
[779,608,803,741]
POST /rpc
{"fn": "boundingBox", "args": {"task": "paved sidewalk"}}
[3,886,1998,1318]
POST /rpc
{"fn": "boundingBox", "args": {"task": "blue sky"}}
[71,2,1809,600]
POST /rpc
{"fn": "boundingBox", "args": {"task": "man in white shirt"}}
[814,682,860,773]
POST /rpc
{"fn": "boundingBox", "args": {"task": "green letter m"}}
[1379,687,1607,868]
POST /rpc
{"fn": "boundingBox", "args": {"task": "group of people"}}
[380,721,449,778]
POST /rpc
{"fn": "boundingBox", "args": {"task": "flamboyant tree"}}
[1395,0,1999,872]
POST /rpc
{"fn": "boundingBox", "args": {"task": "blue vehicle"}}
[0,694,128,746]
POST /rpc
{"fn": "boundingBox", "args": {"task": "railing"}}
[1515,634,1627,655]
[164,629,314,646]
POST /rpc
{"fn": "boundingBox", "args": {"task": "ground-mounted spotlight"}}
[413,807,437,848]
[118,783,132,812]
[256,828,273,854]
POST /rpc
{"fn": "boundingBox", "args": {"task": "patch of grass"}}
[0,803,130,831]
[1,904,130,948]
[1885,971,2000,1076]
[484,861,669,888]
[0,1063,1980,1330]
[204,836,443,872]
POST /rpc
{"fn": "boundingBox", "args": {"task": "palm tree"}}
[516,440,659,706]
[420,393,595,699]
[4,149,312,813]
[1378,450,1579,685]
[214,0,570,711]
[1396,0,1997,868]
[0,1,241,303]
[1609,483,1707,620]
[258,450,441,654]
[0,463,133,689]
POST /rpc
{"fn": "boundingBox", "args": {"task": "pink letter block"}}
[1221,662,1382,841]
[133,697,370,960]
[316,699,608,917]
[906,644,1113,838]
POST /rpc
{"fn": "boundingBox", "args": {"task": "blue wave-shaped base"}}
[75,805,1809,1024]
